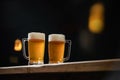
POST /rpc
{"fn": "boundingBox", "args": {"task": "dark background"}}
[0,0,119,67]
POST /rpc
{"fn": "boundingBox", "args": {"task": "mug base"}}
[28,61,43,65]
[49,61,63,64]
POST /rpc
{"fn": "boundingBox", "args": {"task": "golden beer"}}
[22,32,45,65]
[48,41,65,63]
[48,34,66,63]
[28,39,45,64]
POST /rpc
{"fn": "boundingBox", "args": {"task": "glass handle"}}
[22,38,29,60]
[64,40,72,61]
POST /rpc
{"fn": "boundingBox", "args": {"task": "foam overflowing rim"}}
[28,32,45,40]
[48,34,65,42]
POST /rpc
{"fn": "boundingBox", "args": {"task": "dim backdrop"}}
[0,0,119,67]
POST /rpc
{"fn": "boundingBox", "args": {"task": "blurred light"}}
[88,2,104,34]
[14,39,22,51]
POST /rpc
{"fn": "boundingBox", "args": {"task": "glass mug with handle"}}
[22,32,45,65]
[48,34,72,64]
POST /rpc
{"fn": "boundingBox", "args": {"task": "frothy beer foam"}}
[49,34,65,42]
[28,32,45,40]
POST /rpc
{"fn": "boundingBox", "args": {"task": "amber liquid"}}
[28,39,45,64]
[48,41,65,63]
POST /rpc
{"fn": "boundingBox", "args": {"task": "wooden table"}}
[0,59,120,80]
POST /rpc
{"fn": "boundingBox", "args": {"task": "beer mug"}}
[48,34,72,64]
[22,32,45,65]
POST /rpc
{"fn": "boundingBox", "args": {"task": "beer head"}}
[28,32,45,40]
[48,34,65,42]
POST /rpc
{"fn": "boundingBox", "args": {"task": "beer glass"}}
[48,34,72,64]
[22,32,45,65]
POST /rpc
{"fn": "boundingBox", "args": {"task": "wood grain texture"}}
[0,59,120,75]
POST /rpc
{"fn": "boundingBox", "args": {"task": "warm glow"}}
[14,39,22,51]
[88,2,104,34]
